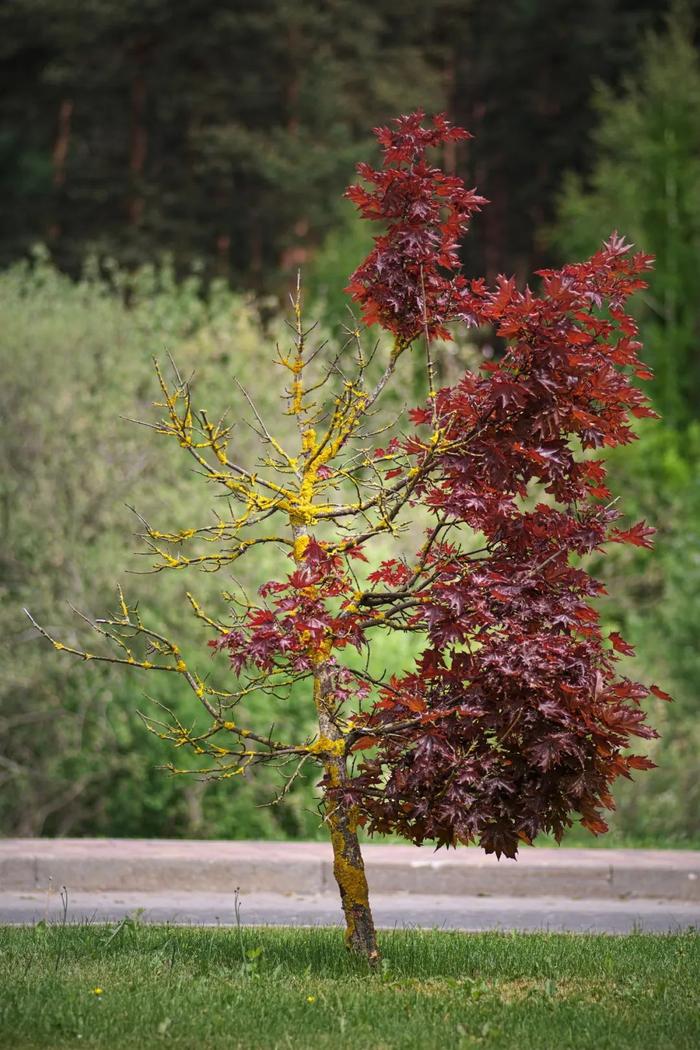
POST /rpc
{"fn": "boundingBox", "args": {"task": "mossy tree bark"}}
[314,662,379,964]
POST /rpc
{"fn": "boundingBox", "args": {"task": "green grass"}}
[0,925,697,1050]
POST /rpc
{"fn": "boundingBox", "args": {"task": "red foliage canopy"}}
[345,110,486,343]
[215,112,665,858]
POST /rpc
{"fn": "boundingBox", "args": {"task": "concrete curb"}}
[1,839,698,901]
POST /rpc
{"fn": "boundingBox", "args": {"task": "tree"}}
[444,0,669,282]
[553,2,700,428]
[0,0,442,282]
[0,0,676,286]
[29,112,665,962]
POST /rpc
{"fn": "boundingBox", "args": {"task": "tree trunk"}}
[314,661,379,963]
[48,98,73,242]
[52,98,73,188]
[291,517,379,962]
[324,767,378,961]
[128,70,147,226]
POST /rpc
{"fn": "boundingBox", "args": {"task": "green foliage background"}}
[0,0,679,285]
[2,251,697,846]
[548,9,700,846]
[0,7,698,846]
[0,255,324,839]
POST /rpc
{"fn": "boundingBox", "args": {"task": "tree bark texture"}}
[313,658,379,963]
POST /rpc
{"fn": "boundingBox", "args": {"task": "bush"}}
[592,423,700,845]
[0,251,321,838]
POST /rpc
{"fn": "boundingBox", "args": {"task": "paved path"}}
[3,840,698,934]
[1,889,697,934]
[3,839,699,900]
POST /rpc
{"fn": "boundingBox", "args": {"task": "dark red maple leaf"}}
[609,631,636,656]
[610,521,656,549]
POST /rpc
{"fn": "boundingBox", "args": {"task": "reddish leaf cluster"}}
[212,112,666,860]
[345,111,486,343]
[339,114,667,857]
[346,181,664,853]
[210,538,373,707]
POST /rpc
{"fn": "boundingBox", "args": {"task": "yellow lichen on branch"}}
[307,735,346,757]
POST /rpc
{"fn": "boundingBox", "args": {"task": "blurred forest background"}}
[1,0,698,845]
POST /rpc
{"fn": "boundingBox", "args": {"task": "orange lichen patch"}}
[325,763,341,789]
[285,377,370,530]
[302,427,317,454]
[290,379,304,415]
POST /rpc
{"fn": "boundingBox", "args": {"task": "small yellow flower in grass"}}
[306,995,316,1004]
[91,987,104,996]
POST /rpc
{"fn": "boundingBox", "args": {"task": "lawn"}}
[0,924,697,1049]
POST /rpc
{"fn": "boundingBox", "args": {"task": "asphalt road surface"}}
[1,890,697,934]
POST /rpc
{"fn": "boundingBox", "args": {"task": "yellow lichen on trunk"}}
[323,754,378,962]
[310,667,379,962]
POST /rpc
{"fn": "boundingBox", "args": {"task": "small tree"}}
[29,112,667,962]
